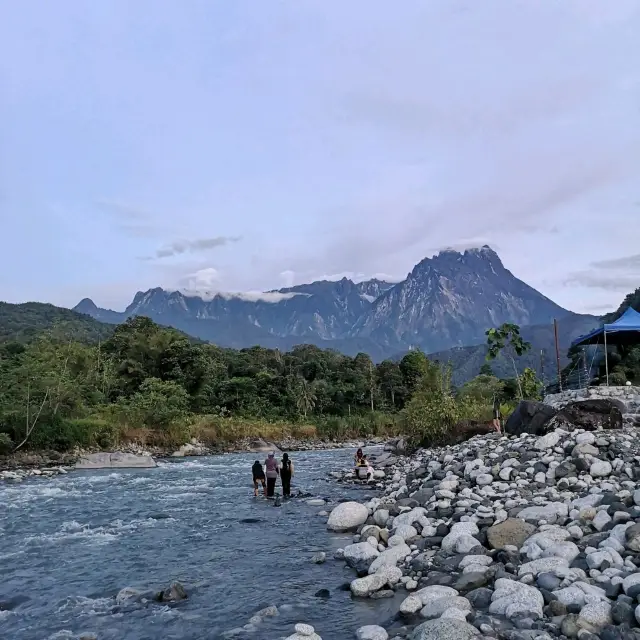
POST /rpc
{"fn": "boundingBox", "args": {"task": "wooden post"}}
[604,330,609,386]
[554,319,562,392]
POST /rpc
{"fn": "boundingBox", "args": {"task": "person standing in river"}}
[280,453,294,498]
[264,452,280,498]
[252,460,266,497]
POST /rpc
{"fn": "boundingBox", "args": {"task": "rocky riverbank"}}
[323,419,640,640]
[0,436,388,481]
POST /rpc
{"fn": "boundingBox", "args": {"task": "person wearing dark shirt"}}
[280,453,294,498]
[252,460,266,497]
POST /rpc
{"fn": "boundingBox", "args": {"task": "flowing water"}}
[0,449,402,640]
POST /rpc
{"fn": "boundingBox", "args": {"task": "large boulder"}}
[504,401,557,436]
[75,452,157,469]
[246,438,281,454]
[554,399,624,431]
[447,420,494,446]
[327,502,369,532]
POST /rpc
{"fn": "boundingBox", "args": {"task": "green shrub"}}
[0,432,13,454]
[123,378,190,428]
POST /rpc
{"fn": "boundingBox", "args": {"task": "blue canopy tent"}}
[572,307,640,385]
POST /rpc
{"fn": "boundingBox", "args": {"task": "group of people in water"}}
[251,452,294,498]
[251,447,376,498]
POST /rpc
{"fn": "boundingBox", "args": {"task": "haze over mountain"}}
[74,247,597,361]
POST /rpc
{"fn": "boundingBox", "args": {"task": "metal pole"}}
[554,318,562,392]
[604,330,609,386]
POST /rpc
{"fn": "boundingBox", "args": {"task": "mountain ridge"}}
[72,246,597,366]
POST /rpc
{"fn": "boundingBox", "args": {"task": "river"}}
[0,448,402,640]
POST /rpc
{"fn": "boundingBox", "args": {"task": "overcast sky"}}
[1,0,639,315]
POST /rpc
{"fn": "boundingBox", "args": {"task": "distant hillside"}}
[603,286,640,322]
[430,313,598,386]
[0,301,115,344]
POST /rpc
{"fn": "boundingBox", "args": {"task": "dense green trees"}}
[0,315,542,452]
[0,317,427,450]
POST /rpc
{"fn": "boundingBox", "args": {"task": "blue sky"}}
[1,0,639,314]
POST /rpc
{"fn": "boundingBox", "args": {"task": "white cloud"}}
[176,289,303,303]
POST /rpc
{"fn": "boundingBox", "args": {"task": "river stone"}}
[518,557,569,577]
[516,503,568,523]
[343,542,380,573]
[156,582,187,602]
[487,518,536,549]
[534,431,561,450]
[420,596,472,620]
[116,587,151,604]
[409,618,480,640]
[490,578,544,619]
[412,585,459,606]
[590,460,613,477]
[75,452,157,469]
[374,565,403,586]
[400,595,424,615]
[368,543,411,574]
[373,509,389,527]
[285,623,322,640]
[475,474,493,486]
[351,574,387,597]
[441,522,479,553]
[327,502,369,532]
[578,601,613,630]
[356,625,388,640]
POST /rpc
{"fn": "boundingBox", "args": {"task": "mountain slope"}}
[351,246,569,352]
[73,247,589,365]
[0,301,115,344]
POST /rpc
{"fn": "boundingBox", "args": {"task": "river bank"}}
[0,435,396,480]
[323,418,640,639]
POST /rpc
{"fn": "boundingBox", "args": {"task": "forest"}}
[0,315,539,454]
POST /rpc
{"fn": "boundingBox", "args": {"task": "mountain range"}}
[73,246,598,370]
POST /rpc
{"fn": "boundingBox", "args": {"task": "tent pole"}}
[604,330,609,386]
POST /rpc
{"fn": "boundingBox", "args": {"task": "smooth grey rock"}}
[420,596,472,620]
[490,578,544,619]
[356,625,388,640]
[409,618,480,640]
[327,502,369,532]
[343,542,379,573]
[75,452,157,469]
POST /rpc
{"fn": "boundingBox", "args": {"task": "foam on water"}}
[1,448,394,640]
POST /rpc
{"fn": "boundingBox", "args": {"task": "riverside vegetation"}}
[0,313,543,457]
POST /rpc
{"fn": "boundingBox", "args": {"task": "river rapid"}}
[0,448,401,640]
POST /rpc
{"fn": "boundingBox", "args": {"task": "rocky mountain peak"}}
[73,248,576,359]
[75,298,99,314]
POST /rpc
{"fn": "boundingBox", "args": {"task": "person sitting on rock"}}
[264,452,280,498]
[354,448,364,466]
[355,454,368,480]
[252,460,266,497]
[362,455,374,480]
